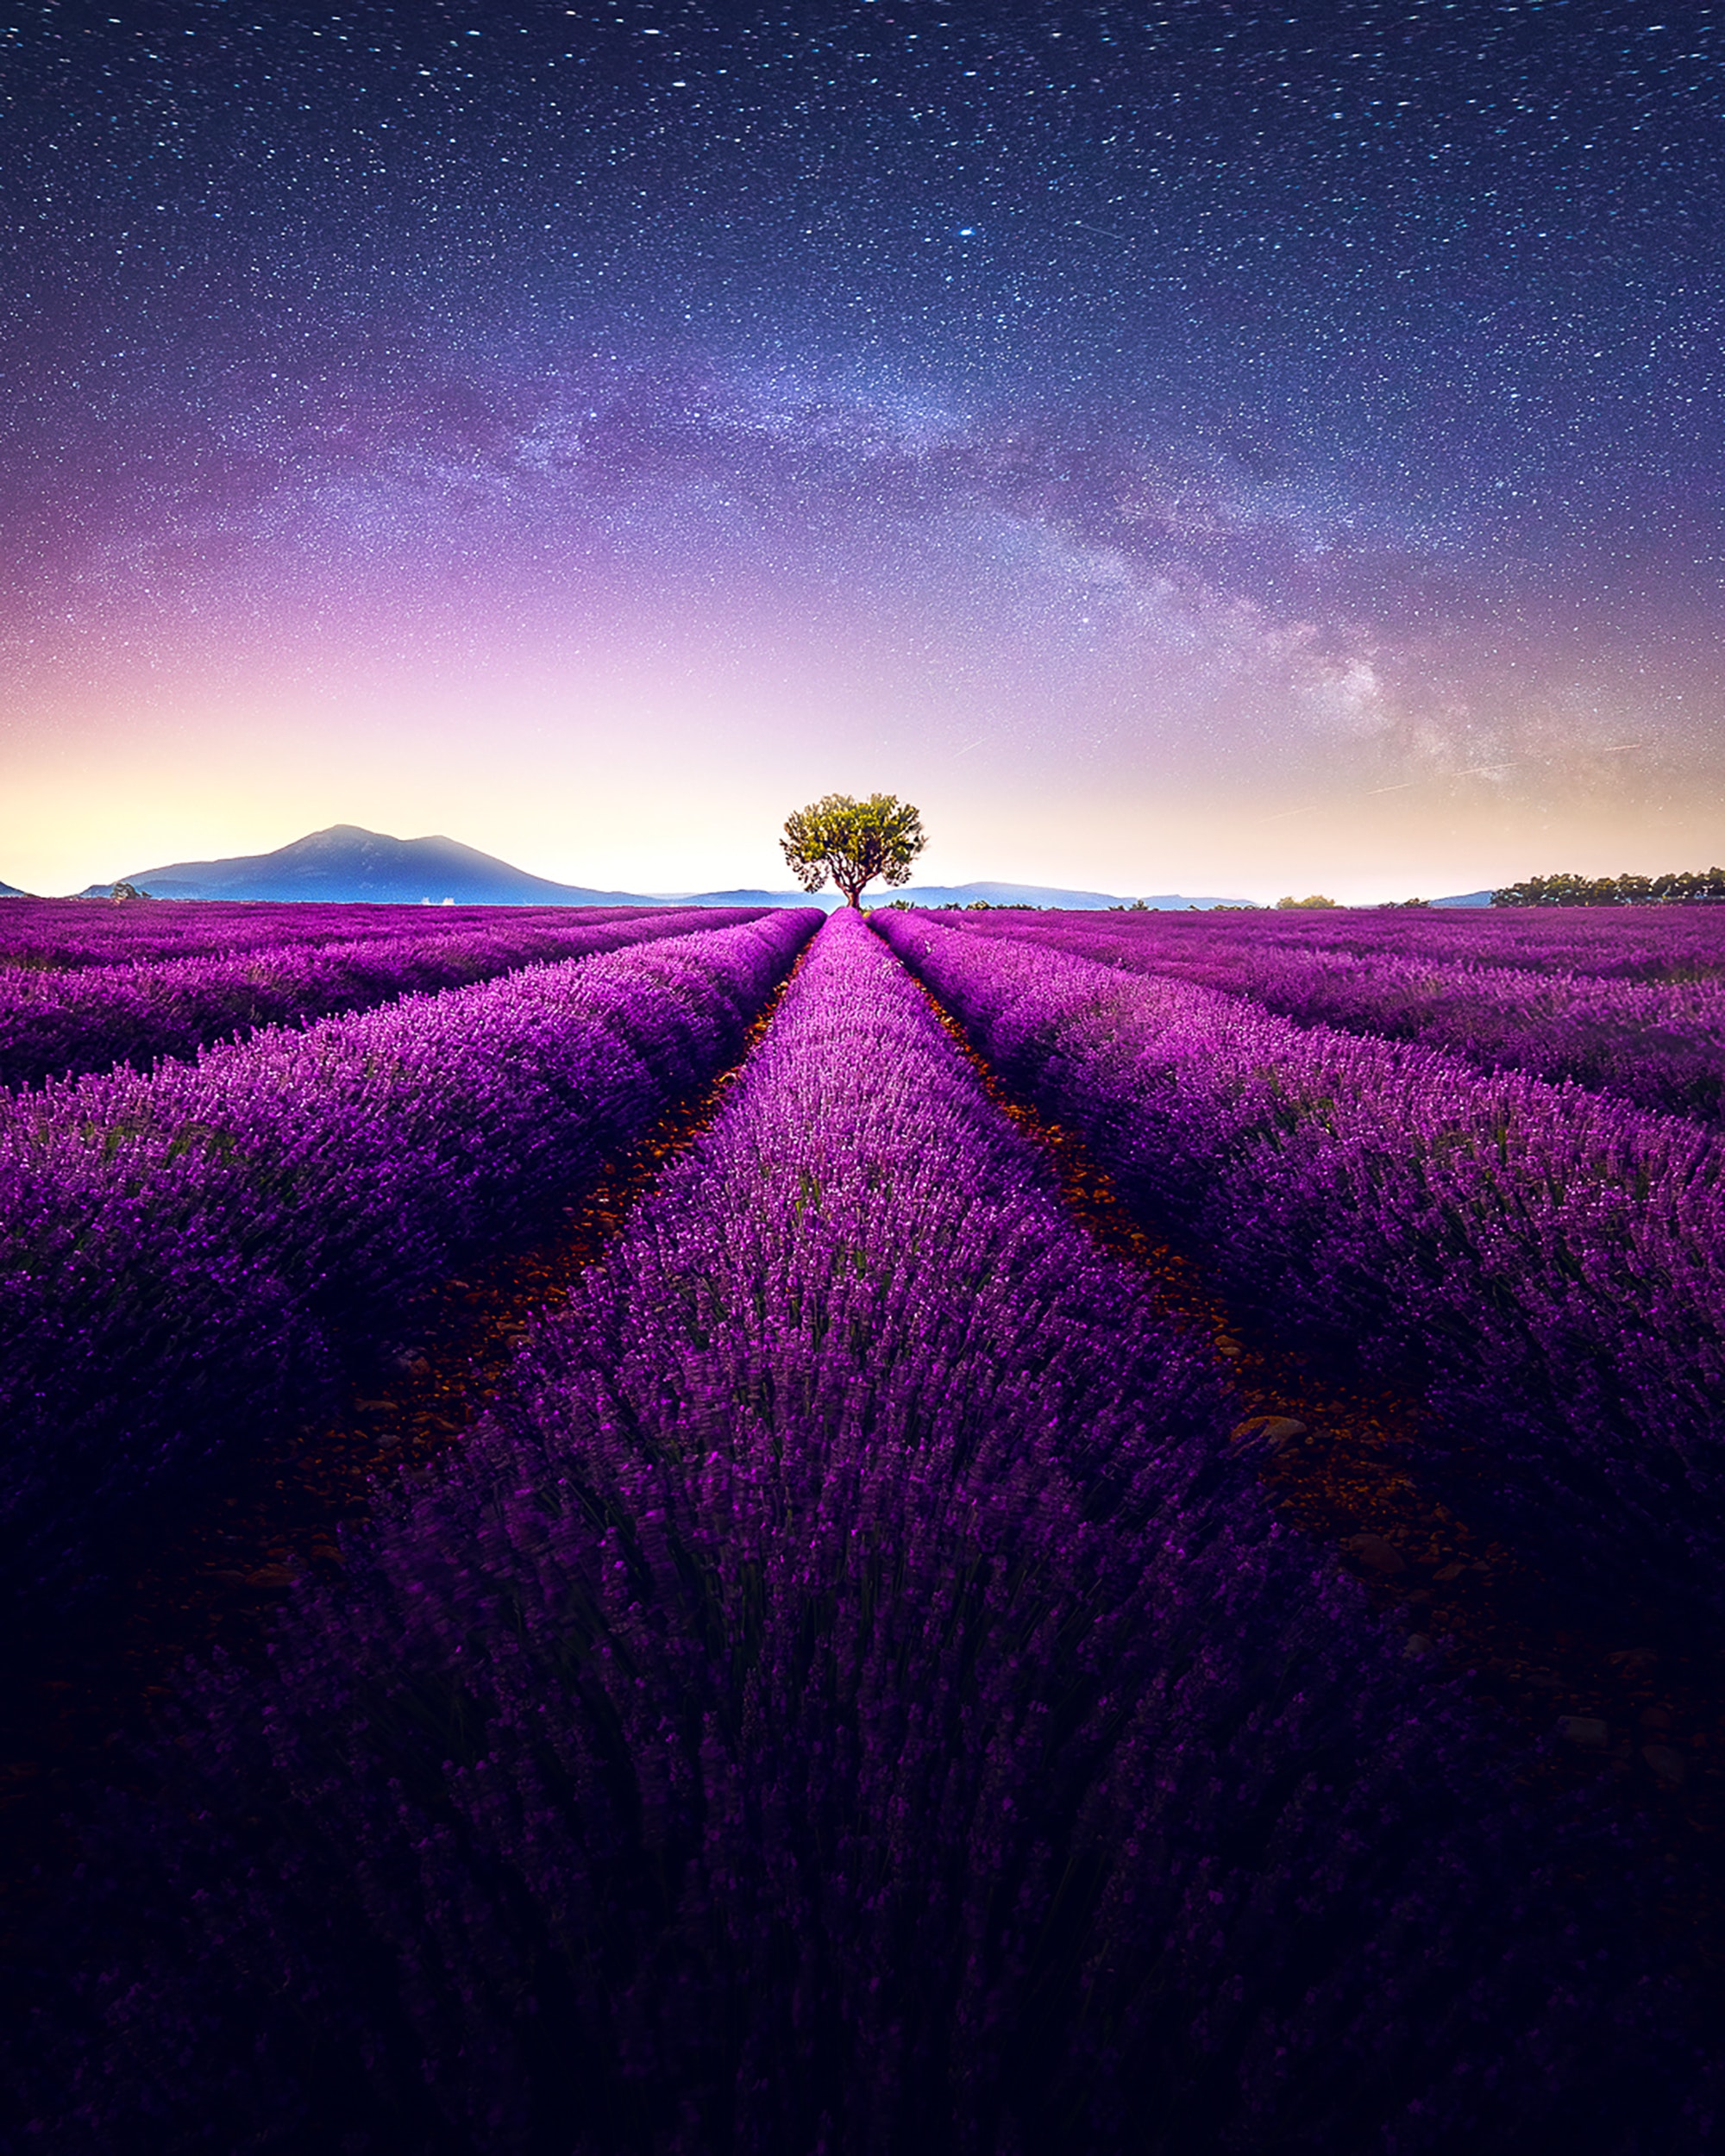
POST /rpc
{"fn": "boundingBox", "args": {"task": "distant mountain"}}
[884,881,1256,911]
[663,888,819,909]
[1429,891,1496,908]
[82,825,662,906]
[0,878,27,898]
[890,881,1133,910]
[68,830,1258,911]
[667,881,1254,912]
[888,880,1251,906]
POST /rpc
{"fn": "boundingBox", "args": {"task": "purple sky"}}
[4,2,1721,901]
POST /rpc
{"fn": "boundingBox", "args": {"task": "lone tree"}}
[781,792,926,909]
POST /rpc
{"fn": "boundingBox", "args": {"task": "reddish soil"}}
[5,943,1721,2002]
[0,975,794,1968]
[919,986,1725,1981]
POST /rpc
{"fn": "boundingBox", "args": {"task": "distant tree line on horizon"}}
[1493,868,1725,907]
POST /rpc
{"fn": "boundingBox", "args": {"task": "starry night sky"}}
[3,0,1722,899]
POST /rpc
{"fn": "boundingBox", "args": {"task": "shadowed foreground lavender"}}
[20,912,1687,2153]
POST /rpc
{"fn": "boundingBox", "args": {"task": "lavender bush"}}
[0,896,654,971]
[0,910,816,1604]
[0,908,765,1090]
[1070,906,1725,982]
[23,912,1681,2155]
[875,912,1725,1608]
[940,912,1725,1121]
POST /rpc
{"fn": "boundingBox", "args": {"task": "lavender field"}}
[3,899,1722,2153]
[0,901,766,1089]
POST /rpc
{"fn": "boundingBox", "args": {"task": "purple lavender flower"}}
[19,912,1678,2155]
[0,906,771,1090]
[934,907,1725,1121]
[0,910,816,1602]
[875,909,1725,1610]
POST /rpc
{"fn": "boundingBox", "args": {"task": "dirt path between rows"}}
[7,939,1721,2010]
[0,969,799,1984]
[912,971,1725,1990]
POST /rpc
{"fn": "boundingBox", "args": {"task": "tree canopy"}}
[1492,868,1725,906]
[781,793,926,909]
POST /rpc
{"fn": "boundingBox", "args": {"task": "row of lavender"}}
[0,911,818,1607]
[0,895,644,971]
[876,912,1725,1615]
[1123,904,1725,981]
[22,912,1684,2154]
[0,906,764,1090]
[946,911,1725,1122]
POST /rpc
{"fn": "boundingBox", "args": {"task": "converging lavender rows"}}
[0,895,639,971]
[17,912,1691,2156]
[0,911,817,1605]
[0,905,768,1090]
[942,908,1725,1123]
[875,910,1725,1617]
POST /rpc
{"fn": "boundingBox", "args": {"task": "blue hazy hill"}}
[671,881,1255,912]
[80,825,655,906]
